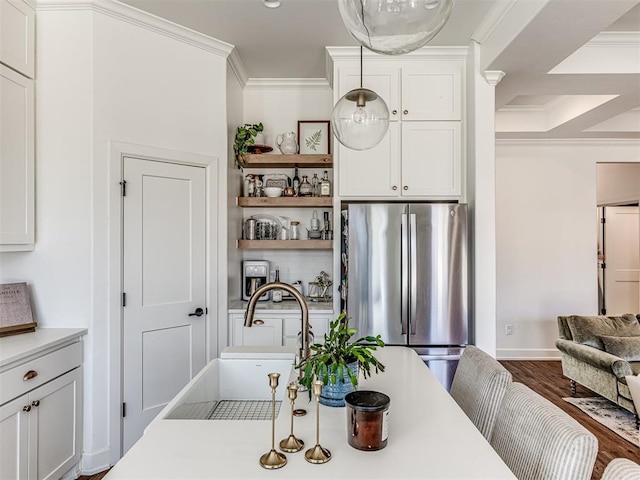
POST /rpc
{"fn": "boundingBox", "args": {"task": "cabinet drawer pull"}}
[392,186,398,191]
[403,186,408,190]
[392,109,398,115]
[23,370,38,381]
[23,405,31,412]
[253,319,265,325]
[31,400,40,407]
[403,109,408,115]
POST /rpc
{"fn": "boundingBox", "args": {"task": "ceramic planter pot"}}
[320,362,359,407]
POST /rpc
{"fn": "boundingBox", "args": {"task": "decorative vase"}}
[320,362,359,407]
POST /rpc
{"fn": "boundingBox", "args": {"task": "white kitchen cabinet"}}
[333,55,464,199]
[229,312,329,349]
[0,332,84,480]
[0,0,35,79]
[0,62,34,251]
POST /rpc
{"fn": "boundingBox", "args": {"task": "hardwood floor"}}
[501,360,639,480]
[79,361,637,480]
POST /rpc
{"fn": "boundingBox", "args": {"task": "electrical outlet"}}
[505,324,513,335]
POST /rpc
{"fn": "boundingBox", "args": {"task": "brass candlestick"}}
[279,383,304,452]
[304,380,331,464]
[259,373,287,469]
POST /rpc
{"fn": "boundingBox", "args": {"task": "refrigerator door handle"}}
[401,213,409,335]
[410,213,418,335]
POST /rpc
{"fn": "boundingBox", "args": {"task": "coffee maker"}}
[242,260,270,301]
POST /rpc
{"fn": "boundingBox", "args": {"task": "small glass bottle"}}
[292,167,300,196]
[272,267,282,303]
[311,173,319,197]
[320,171,331,197]
[299,175,313,196]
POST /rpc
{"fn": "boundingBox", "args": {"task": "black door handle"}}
[188,308,204,317]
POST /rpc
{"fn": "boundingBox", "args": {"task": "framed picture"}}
[298,120,331,154]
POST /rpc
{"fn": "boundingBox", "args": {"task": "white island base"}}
[106,347,516,479]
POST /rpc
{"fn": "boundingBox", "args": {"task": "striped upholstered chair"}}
[602,458,640,480]
[490,383,598,480]
[449,345,512,439]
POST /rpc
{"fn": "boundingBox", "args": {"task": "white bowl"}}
[263,187,283,197]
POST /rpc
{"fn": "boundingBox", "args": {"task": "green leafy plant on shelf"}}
[233,122,264,168]
[297,312,385,398]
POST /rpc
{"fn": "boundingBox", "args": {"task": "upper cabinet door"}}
[401,66,461,121]
[0,64,34,250]
[337,66,401,121]
[0,0,35,79]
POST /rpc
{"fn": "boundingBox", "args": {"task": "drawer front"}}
[0,341,82,404]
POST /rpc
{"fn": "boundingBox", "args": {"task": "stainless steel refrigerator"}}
[343,203,469,390]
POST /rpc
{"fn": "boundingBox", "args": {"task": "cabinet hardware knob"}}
[23,405,31,412]
[31,400,40,407]
[23,370,38,381]
[188,307,204,317]
[403,109,408,115]
[392,109,397,115]
[392,186,398,191]
[253,319,265,325]
[403,186,408,190]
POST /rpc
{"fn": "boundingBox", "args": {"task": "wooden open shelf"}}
[237,240,332,250]
[237,153,333,169]
[237,196,333,208]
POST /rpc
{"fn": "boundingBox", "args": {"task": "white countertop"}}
[228,299,333,314]
[105,347,516,480]
[0,327,87,369]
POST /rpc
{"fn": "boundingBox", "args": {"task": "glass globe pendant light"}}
[338,0,454,55]
[331,46,389,151]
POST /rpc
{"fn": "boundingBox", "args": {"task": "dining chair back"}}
[449,345,512,439]
[490,383,598,480]
[602,458,640,480]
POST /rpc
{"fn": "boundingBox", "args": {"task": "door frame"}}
[107,141,220,463]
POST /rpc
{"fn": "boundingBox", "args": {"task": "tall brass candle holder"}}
[259,373,287,469]
[279,383,304,452]
[304,380,331,464]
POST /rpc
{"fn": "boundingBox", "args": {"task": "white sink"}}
[156,353,296,422]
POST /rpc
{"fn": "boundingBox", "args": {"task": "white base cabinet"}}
[229,312,330,350]
[0,332,84,480]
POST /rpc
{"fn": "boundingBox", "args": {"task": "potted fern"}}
[297,312,385,407]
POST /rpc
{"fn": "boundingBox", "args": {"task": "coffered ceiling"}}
[120,0,640,139]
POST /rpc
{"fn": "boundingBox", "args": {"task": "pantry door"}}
[122,157,207,453]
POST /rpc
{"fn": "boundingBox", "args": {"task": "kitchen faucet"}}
[244,281,310,364]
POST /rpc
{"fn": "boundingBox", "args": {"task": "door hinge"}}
[120,180,127,197]
[601,217,606,224]
[122,292,127,307]
[122,402,126,418]
[601,308,607,315]
[601,262,606,269]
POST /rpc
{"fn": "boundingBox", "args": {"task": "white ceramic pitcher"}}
[276,132,298,154]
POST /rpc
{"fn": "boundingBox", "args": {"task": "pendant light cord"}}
[360,45,363,89]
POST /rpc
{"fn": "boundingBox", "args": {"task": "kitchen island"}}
[105,347,516,479]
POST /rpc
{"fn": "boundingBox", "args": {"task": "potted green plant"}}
[297,312,385,407]
[233,122,264,167]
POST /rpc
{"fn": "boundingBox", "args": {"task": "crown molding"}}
[244,78,331,90]
[227,47,249,88]
[471,0,518,45]
[483,70,505,86]
[589,31,640,46]
[326,45,468,61]
[496,138,640,147]
[36,0,234,58]
[23,0,37,8]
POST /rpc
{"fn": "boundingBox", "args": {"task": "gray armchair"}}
[555,314,640,416]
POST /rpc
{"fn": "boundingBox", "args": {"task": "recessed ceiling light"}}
[263,0,280,8]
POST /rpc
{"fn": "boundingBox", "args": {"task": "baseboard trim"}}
[497,348,562,360]
[80,447,111,476]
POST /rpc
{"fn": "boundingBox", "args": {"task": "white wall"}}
[0,3,230,473]
[597,163,640,206]
[495,140,640,359]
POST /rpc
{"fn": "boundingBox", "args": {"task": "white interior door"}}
[603,206,640,315]
[122,157,206,453]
